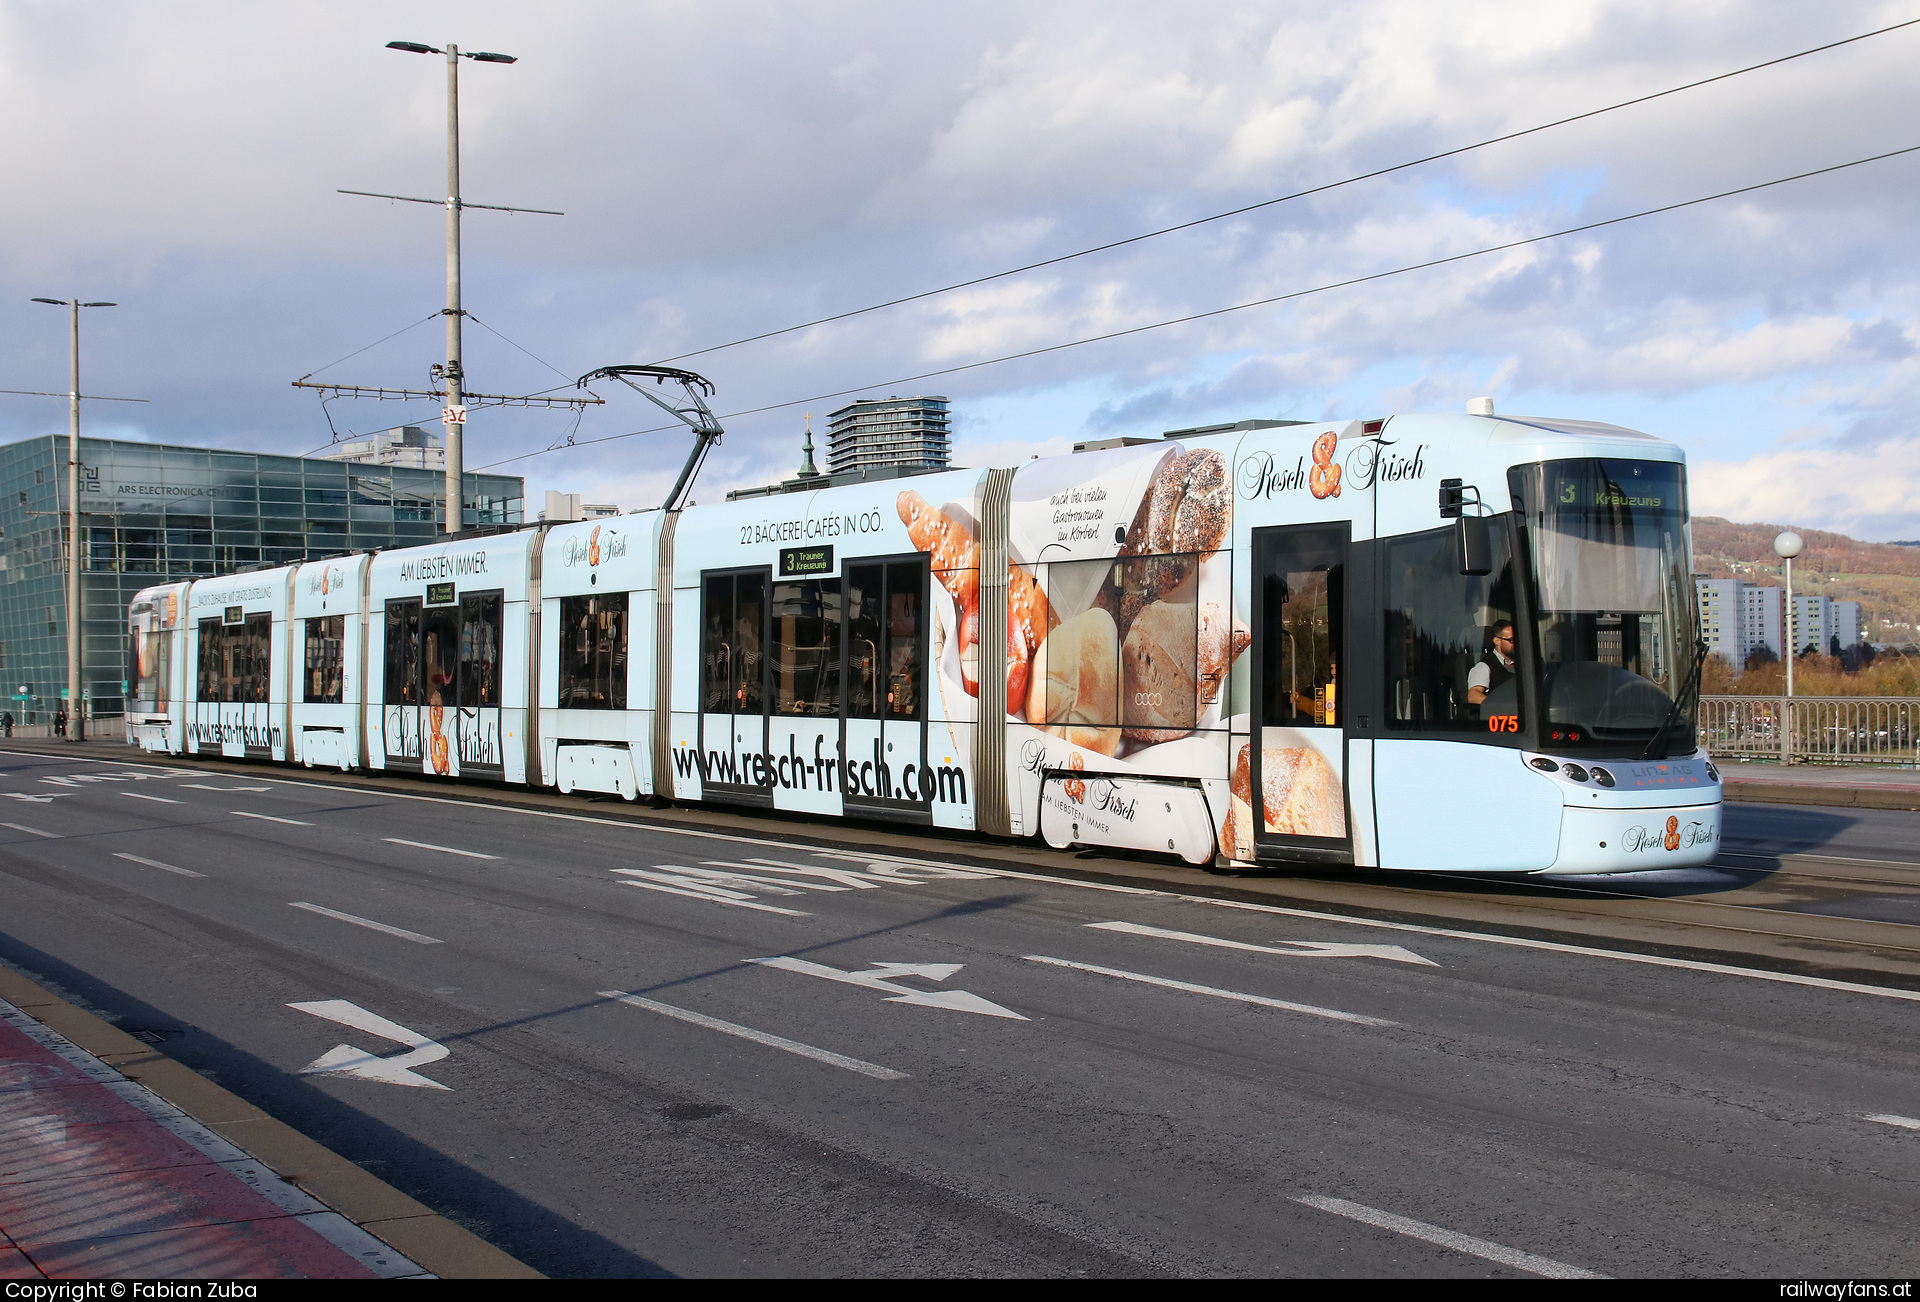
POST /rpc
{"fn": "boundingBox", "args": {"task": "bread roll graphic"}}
[1260,745,1344,838]
[1195,601,1250,707]
[1025,607,1121,756]
[1222,741,1345,853]
[1224,742,1255,860]
[1121,600,1196,743]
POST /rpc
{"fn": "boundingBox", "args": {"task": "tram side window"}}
[304,616,345,704]
[771,579,842,716]
[702,572,767,715]
[131,627,170,711]
[459,594,503,708]
[1256,530,1344,728]
[846,560,926,720]
[385,601,420,705]
[197,614,271,703]
[1383,520,1522,735]
[420,603,458,706]
[558,593,626,710]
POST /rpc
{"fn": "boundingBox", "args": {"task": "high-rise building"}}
[1834,600,1865,650]
[1696,578,1746,665]
[825,396,950,475]
[319,425,445,471]
[1743,583,1783,660]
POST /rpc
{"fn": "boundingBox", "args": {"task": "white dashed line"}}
[600,990,906,1080]
[233,811,312,826]
[122,792,182,804]
[289,902,442,945]
[1294,1195,1605,1278]
[1865,1113,1920,1130]
[382,838,499,860]
[1,822,60,839]
[1024,955,1397,1027]
[114,852,205,878]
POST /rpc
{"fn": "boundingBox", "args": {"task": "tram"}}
[125,407,1723,874]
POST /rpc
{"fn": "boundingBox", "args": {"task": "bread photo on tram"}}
[1223,741,1346,855]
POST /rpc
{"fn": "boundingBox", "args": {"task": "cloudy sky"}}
[3,0,1917,538]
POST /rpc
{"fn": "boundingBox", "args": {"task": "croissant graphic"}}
[1309,429,1342,499]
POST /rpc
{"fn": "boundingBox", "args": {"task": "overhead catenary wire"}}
[474,142,1920,472]
[298,311,443,380]
[654,17,1920,365]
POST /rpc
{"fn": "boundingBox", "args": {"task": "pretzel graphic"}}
[1308,430,1342,499]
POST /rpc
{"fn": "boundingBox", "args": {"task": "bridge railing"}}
[1698,695,1919,765]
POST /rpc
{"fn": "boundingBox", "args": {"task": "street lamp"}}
[1773,529,1804,764]
[30,297,117,742]
[384,40,518,534]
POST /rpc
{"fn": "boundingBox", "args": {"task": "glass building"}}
[0,434,523,723]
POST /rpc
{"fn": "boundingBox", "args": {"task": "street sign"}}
[58,688,68,700]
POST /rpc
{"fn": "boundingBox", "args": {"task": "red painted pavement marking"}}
[30,1217,382,1280]
[0,1161,297,1249]
[0,1242,46,1279]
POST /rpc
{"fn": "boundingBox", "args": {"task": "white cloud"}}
[1691,437,1920,537]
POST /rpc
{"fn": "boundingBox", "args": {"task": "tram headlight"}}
[1589,766,1615,787]
[1529,757,1559,772]
[1703,759,1720,783]
[1561,763,1589,782]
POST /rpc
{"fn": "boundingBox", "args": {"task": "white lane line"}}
[288,902,442,945]
[1,822,59,839]
[122,792,182,804]
[599,990,906,1080]
[1025,955,1397,1027]
[1865,1113,1920,1130]
[382,837,499,861]
[1090,919,1437,966]
[1294,1194,1605,1279]
[181,784,274,792]
[114,852,205,879]
[232,810,312,826]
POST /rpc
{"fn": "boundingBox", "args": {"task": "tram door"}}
[842,558,928,820]
[700,570,771,806]
[382,592,505,778]
[1248,523,1353,861]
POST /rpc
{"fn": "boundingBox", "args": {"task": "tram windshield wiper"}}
[1640,637,1709,761]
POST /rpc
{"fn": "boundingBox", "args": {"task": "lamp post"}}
[383,40,519,534]
[30,297,116,742]
[1774,530,1804,764]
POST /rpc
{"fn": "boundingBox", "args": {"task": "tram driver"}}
[1466,620,1516,714]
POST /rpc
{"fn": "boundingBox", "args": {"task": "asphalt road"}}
[2,748,1917,1278]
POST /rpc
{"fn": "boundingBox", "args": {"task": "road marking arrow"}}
[3,792,71,803]
[1089,920,1438,966]
[747,956,1027,1020]
[286,1000,452,1090]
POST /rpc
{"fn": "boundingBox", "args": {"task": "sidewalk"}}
[0,996,424,1279]
[1718,761,1920,811]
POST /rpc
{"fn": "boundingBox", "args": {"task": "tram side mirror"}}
[1455,515,1492,576]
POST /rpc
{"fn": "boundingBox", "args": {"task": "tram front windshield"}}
[1510,458,1699,753]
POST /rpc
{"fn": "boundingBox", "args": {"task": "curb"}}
[1723,781,1920,811]
[0,963,541,1280]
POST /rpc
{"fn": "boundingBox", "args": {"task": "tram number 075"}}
[1487,714,1520,733]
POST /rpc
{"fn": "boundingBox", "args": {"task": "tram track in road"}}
[11,741,1920,989]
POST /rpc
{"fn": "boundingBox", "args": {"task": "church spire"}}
[798,413,819,478]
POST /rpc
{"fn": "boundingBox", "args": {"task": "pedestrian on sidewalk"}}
[53,707,66,739]
[2,711,12,738]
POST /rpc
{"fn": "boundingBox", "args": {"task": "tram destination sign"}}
[778,544,834,577]
[426,582,457,606]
